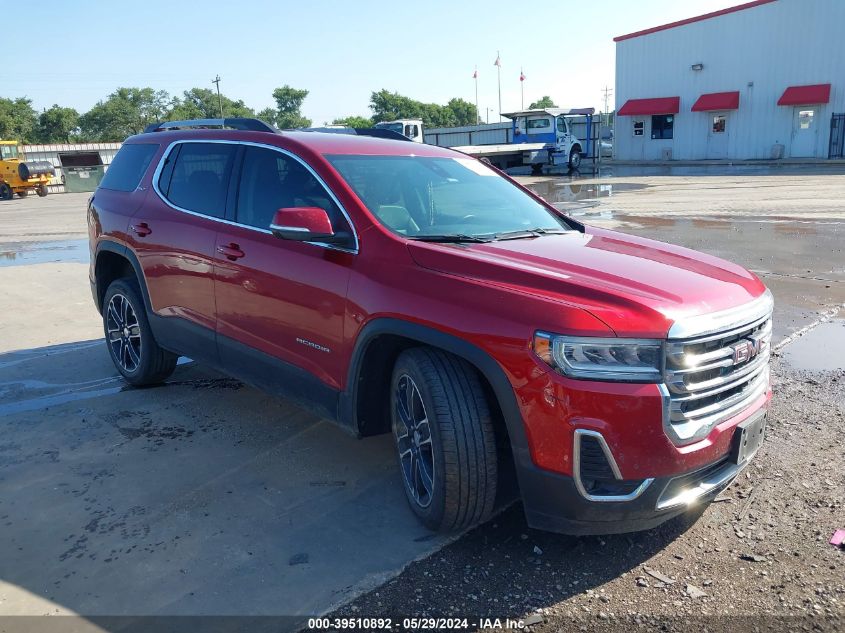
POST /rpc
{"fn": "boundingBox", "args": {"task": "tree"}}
[256,107,278,127]
[79,87,171,141]
[369,90,477,128]
[0,97,38,142]
[168,88,254,120]
[332,115,373,128]
[528,96,556,109]
[272,85,311,129]
[36,105,80,143]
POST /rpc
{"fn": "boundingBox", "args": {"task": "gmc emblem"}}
[732,338,760,365]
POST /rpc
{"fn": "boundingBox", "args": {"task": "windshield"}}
[0,145,19,160]
[327,155,569,239]
[374,122,404,134]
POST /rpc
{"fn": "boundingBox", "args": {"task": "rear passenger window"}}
[160,143,237,218]
[236,146,344,231]
[99,143,158,192]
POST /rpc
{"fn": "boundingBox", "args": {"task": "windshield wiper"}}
[491,227,571,241]
[407,234,492,243]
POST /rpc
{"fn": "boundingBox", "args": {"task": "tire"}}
[0,184,12,201]
[36,184,48,197]
[390,347,497,531]
[102,277,177,386]
[17,190,28,198]
[530,163,543,175]
[568,148,582,170]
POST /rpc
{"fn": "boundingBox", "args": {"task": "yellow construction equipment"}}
[0,140,55,200]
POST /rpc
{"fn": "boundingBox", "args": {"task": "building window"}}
[651,115,674,140]
[712,115,726,134]
[798,110,814,130]
[633,120,644,136]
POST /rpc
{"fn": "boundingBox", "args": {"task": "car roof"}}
[126,128,461,158]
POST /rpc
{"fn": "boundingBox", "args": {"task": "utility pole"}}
[601,85,613,129]
[212,75,224,119]
[473,66,479,124]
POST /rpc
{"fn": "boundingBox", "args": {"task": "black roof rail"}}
[298,127,413,142]
[144,117,278,134]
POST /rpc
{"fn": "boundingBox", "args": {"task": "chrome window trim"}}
[666,289,773,340]
[150,138,359,254]
[572,429,653,503]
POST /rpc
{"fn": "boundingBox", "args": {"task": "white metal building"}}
[614,0,845,161]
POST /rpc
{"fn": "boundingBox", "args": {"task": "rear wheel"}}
[0,184,12,200]
[17,190,28,198]
[103,278,177,385]
[390,348,498,531]
[36,184,48,197]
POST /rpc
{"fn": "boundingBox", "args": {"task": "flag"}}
[520,70,525,82]
[494,53,501,67]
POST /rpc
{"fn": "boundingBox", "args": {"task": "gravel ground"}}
[324,356,844,632]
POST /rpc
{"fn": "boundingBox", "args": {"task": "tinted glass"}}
[527,118,551,129]
[328,155,568,238]
[165,143,237,217]
[99,143,158,192]
[236,146,343,230]
[651,115,674,140]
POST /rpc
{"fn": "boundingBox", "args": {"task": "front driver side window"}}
[236,146,344,231]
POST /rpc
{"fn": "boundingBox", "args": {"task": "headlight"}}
[533,332,663,382]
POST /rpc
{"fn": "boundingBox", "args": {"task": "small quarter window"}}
[162,143,237,218]
[99,143,158,192]
[651,115,674,140]
[633,121,644,137]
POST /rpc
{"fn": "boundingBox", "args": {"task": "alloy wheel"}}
[393,374,435,508]
[106,293,142,373]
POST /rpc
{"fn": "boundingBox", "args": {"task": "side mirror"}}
[270,207,346,244]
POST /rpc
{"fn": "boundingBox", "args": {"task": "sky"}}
[6,0,743,125]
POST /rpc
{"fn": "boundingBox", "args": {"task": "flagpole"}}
[496,50,502,122]
[474,66,479,124]
[518,69,526,111]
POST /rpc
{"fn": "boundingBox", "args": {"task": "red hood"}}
[407,227,767,338]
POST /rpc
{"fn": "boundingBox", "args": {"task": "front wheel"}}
[568,148,582,169]
[103,278,177,385]
[0,184,12,200]
[36,184,48,197]
[391,348,498,532]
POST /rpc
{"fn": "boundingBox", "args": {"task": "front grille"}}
[664,312,772,445]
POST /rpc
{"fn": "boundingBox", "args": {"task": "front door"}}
[791,107,818,157]
[213,144,355,408]
[706,112,729,159]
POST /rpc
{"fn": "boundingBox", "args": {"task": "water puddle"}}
[0,239,89,267]
[527,181,647,204]
[782,319,845,371]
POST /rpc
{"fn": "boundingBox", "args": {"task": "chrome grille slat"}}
[663,304,772,446]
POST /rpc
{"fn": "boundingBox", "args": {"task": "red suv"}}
[88,118,772,535]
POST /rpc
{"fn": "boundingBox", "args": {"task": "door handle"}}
[216,243,245,261]
[130,222,151,237]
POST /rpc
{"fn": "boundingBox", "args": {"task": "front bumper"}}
[512,364,771,534]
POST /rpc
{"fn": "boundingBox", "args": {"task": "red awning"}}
[617,97,680,116]
[691,91,740,112]
[777,83,831,106]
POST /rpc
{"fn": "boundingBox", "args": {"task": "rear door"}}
[131,140,238,359]
[212,144,355,408]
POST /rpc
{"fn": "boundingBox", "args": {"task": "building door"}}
[706,113,729,159]
[791,107,818,157]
